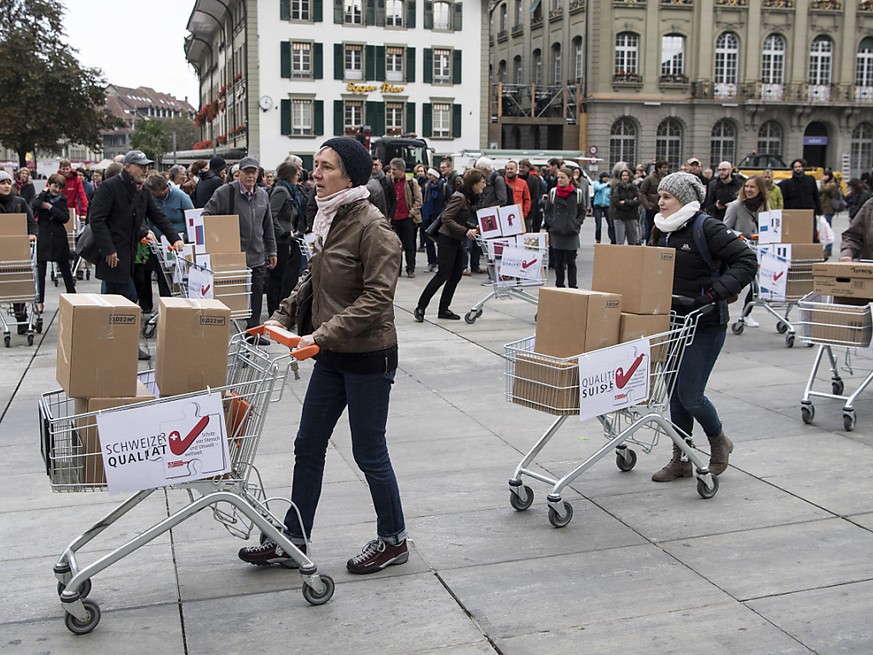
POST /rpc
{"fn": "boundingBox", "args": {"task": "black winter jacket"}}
[31,191,70,262]
[193,170,224,208]
[611,181,642,221]
[703,175,743,222]
[0,192,37,235]
[779,173,823,215]
[651,212,756,328]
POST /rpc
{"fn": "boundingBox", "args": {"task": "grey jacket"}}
[723,199,759,238]
[202,181,277,269]
[478,171,508,209]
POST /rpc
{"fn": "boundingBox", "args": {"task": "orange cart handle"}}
[247,325,320,360]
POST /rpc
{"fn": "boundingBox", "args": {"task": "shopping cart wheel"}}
[801,404,815,425]
[86,270,91,280]
[730,321,744,335]
[785,334,795,348]
[35,318,43,333]
[548,501,574,528]
[509,485,534,511]
[64,599,101,635]
[697,475,719,499]
[843,411,856,432]
[57,578,92,599]
[832,379,844,396]
[776,321,789,334]
[464,308,483,324]
[302,574,335,606]
[3,335,9,348]
[141,320,156,339]
[27,333,34,346]
[615,448,638,472]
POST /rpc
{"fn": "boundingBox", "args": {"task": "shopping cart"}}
[797,293,873,431]
[464,233,548,324]
[39,329,333,634]
[0,241,39,346]
[140,240,190,339]
[731,241,819,348]
[504,306,719,529]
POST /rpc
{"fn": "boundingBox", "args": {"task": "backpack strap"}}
[691,212,718,277]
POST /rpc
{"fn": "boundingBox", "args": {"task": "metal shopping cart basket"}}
[797,293,873,431]
[0,241,39,346]
[464,233,548,324]
[731,241,820,348]
[504,306,719,529]
[39,330,333,634]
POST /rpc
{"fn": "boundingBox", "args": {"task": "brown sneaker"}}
[346,538,408,574]
[238,540,304,568]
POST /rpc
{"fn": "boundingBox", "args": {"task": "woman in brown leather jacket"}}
[238,137,410,575]
[414,168,484,321]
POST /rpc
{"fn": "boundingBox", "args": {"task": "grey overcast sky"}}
[62,0,200,105]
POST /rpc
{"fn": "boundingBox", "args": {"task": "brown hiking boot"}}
[346,538,408,574]
[708,433,734,476]
[652,443,693,482]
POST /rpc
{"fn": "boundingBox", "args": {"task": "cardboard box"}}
[758,210,816,244]
[807,303,872,347]
[156,298,231,396]
[788,243,824,261]
[620,312,670,364]
[73,381,155,485]
[511,351,579,415]
[535,288,621,358]
[0,264,33,301]
[0,214,28,236]
[56,294,141,398]
[202,215,241,254]
[198,252,247,272]
[213,273,251,314]
[0,235,31,261]
[591,245,675,315]
[812,262,873,300]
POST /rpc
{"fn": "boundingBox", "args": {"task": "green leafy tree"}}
[0,0,116,169]
[163,115,198,152]
[130,120,173,165]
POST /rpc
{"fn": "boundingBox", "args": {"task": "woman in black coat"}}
[32,174,75,310]
[648,172,756,484]
[611,168,643,245]
[543,167,584,288]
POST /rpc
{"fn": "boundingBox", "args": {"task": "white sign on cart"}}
[757,248,790,301]
[499,246,543,281]
[577,339,651,422]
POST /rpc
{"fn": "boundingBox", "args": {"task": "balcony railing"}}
[661,0,692,5]
[549,6,563,20]
[613,0,645,5]
[715,0,747,5]
[810,0,841,10]
[530,13,543,27]
[714,82,738,98]
[497,29,508,42]
[659,73,689,85]
[569,0,585,13]
[613,72,643,86]
[511,23,524,37]
[763,0,792,6]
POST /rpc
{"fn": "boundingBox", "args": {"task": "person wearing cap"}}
[58,158,88,217]
[648,172,756,483]
[0,170,38,333]
[686,158,706,186]
[239,137,409,575]
[419,167,445,272]
[202,156,277,331]
[193,156,227,208]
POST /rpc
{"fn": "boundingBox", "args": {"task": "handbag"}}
[74,224,100,265]
[425,215,442,240]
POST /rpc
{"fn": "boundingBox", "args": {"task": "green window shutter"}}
[406,47,415,82]
[366,101,385,135]
[334,100,344,135]
[453,1,462,30]
[314,0,323,21]
[407,0,416,28]
[280,41,291,78]
[423,48,433,83]
[334,0,343,23]
[452,49,461,84]
[375,0,386,26]
[406,103,415,134]
[422,103,432,137]
[314,100,324,135]
[423,0,433,29]
[281,99,291,135]
[301,154,314,171]
[452,104,461,137]
[334,43,344,79]
[375,45,386,81]
[314,43,323,79]
[365,45,375,81]
[366,0,376,25]
[280,0,291,20]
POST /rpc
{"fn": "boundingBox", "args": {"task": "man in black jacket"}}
[193,156,227,208]
[703,161,743,222]
[779,158,822,242]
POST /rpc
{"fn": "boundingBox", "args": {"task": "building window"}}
[551,43,561,84]
[498,59,507,83]
[757,121,783,157]
[809,36,833,86]
[292,42,312,78]
[386,0,404,26]
[762,33,786,84]
[433,0,451,29]
[344,44,363,80]
[513,55,523,84]
[573,37,583,82]
[433,48,451,84]
[857,38,873,87]
[387,46,404,82]
[615,32,639,75]
[715,32,739,84]
[432,102,451,137]
[532,48,542,85]
[513,0,521,26]
[291,99,313,135]
[386,101,405,135]
[710,119,736,166]
[292,0,311,20]
[344,100,364,133]
[661,34,685,77]
[499,3,507,32]
[655,119,682,166]
[344,0,363,24]
[851,123,873,177]
[609,117,637,167]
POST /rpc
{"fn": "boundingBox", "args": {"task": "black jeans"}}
[420,216,437,265]
[593,206,614,244]
[266,240,301,317]
[553,249,577,288]
[417,234,465,314]
[392,218,417,274]
[37,259,75,303]
[248,265,266,329]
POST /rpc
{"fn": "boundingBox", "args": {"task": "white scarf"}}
[653,201,701,233]
[312,186,370,246]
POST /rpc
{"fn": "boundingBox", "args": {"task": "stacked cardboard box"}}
[0,214,34,301]
[758,210,821,299]
[196,215,249,314]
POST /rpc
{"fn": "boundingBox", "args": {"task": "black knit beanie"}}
[320,137,372,188]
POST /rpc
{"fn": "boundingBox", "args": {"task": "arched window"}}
[498,60,507,83]
[856,37,873,88]
[610,118,637,167]
[715,32,739,84]
[809,36,833,86]
[552,43,562,84]
[851,123,873,178]
[655,119,683,166]
[762,33,786,85]
[661,34,685,77]
[573,36,583,82]
[433,0,451,29]
[532,49,542,85]
[757,121,783,158]
[710,120,736,166]
[615,32,639,75]
[386,0,404,26]
[499,3,506,32]
[513,55,523,84]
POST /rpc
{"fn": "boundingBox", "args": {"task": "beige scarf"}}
[312,186,370,247]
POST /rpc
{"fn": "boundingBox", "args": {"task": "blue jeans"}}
[283,361,406,545]
[670,327,725,440]
[101,277,138,302]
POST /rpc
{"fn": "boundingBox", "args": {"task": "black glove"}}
[692,291,718,309]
